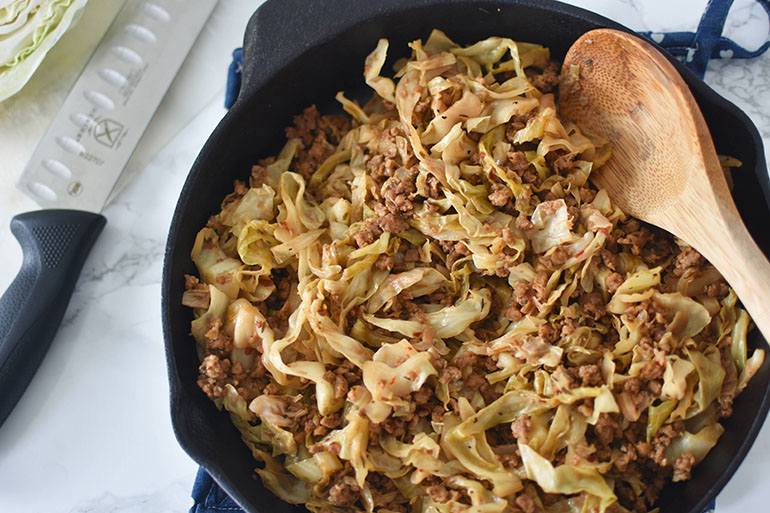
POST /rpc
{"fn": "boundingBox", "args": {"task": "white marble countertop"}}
[0,0,768,512]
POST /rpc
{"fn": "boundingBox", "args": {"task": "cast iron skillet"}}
[162,0,770,512]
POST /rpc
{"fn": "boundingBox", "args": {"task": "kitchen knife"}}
[0,0,218,428]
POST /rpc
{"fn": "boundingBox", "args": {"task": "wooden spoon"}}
[558,28,770,339]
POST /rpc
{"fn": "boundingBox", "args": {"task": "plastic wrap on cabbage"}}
[184,29,764,513]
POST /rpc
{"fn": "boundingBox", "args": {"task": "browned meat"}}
[377,213,410,234]
[515,494,538,513]
[327,474,360,506]
[511,413,532,444]
[673,246,704,276]
[578,364,603,386]
[580,292,606,319]
[375,254,395,271]
[353,220,383,247]
[427,484,460,504]
[606,272,624,294]
[197,355,230,400]
[526,61,560,92]
[539,246,569,269]
[489,183,513,206]
[672,453,697,482]
[286,105,352,179]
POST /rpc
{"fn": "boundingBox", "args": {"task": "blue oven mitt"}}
[637,0,770,78]
[192,0,769,511]
[190,467,242,512]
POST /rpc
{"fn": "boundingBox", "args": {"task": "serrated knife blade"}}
[0,0,218,428]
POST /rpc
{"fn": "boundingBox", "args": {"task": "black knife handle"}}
[0,210,106,428]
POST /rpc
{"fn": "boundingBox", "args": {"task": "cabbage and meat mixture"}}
[184,30,765,513]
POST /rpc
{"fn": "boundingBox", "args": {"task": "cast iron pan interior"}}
[162,1,770,512]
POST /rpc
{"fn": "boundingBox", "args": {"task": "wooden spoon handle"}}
[700,217,770,340]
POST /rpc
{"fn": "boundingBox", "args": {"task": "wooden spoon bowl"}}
[559,28,770,337]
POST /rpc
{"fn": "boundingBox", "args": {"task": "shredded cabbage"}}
[0,0,88,102]
[183,30,763,513]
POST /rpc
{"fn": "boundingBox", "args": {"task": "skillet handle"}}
[0,210,106,428]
